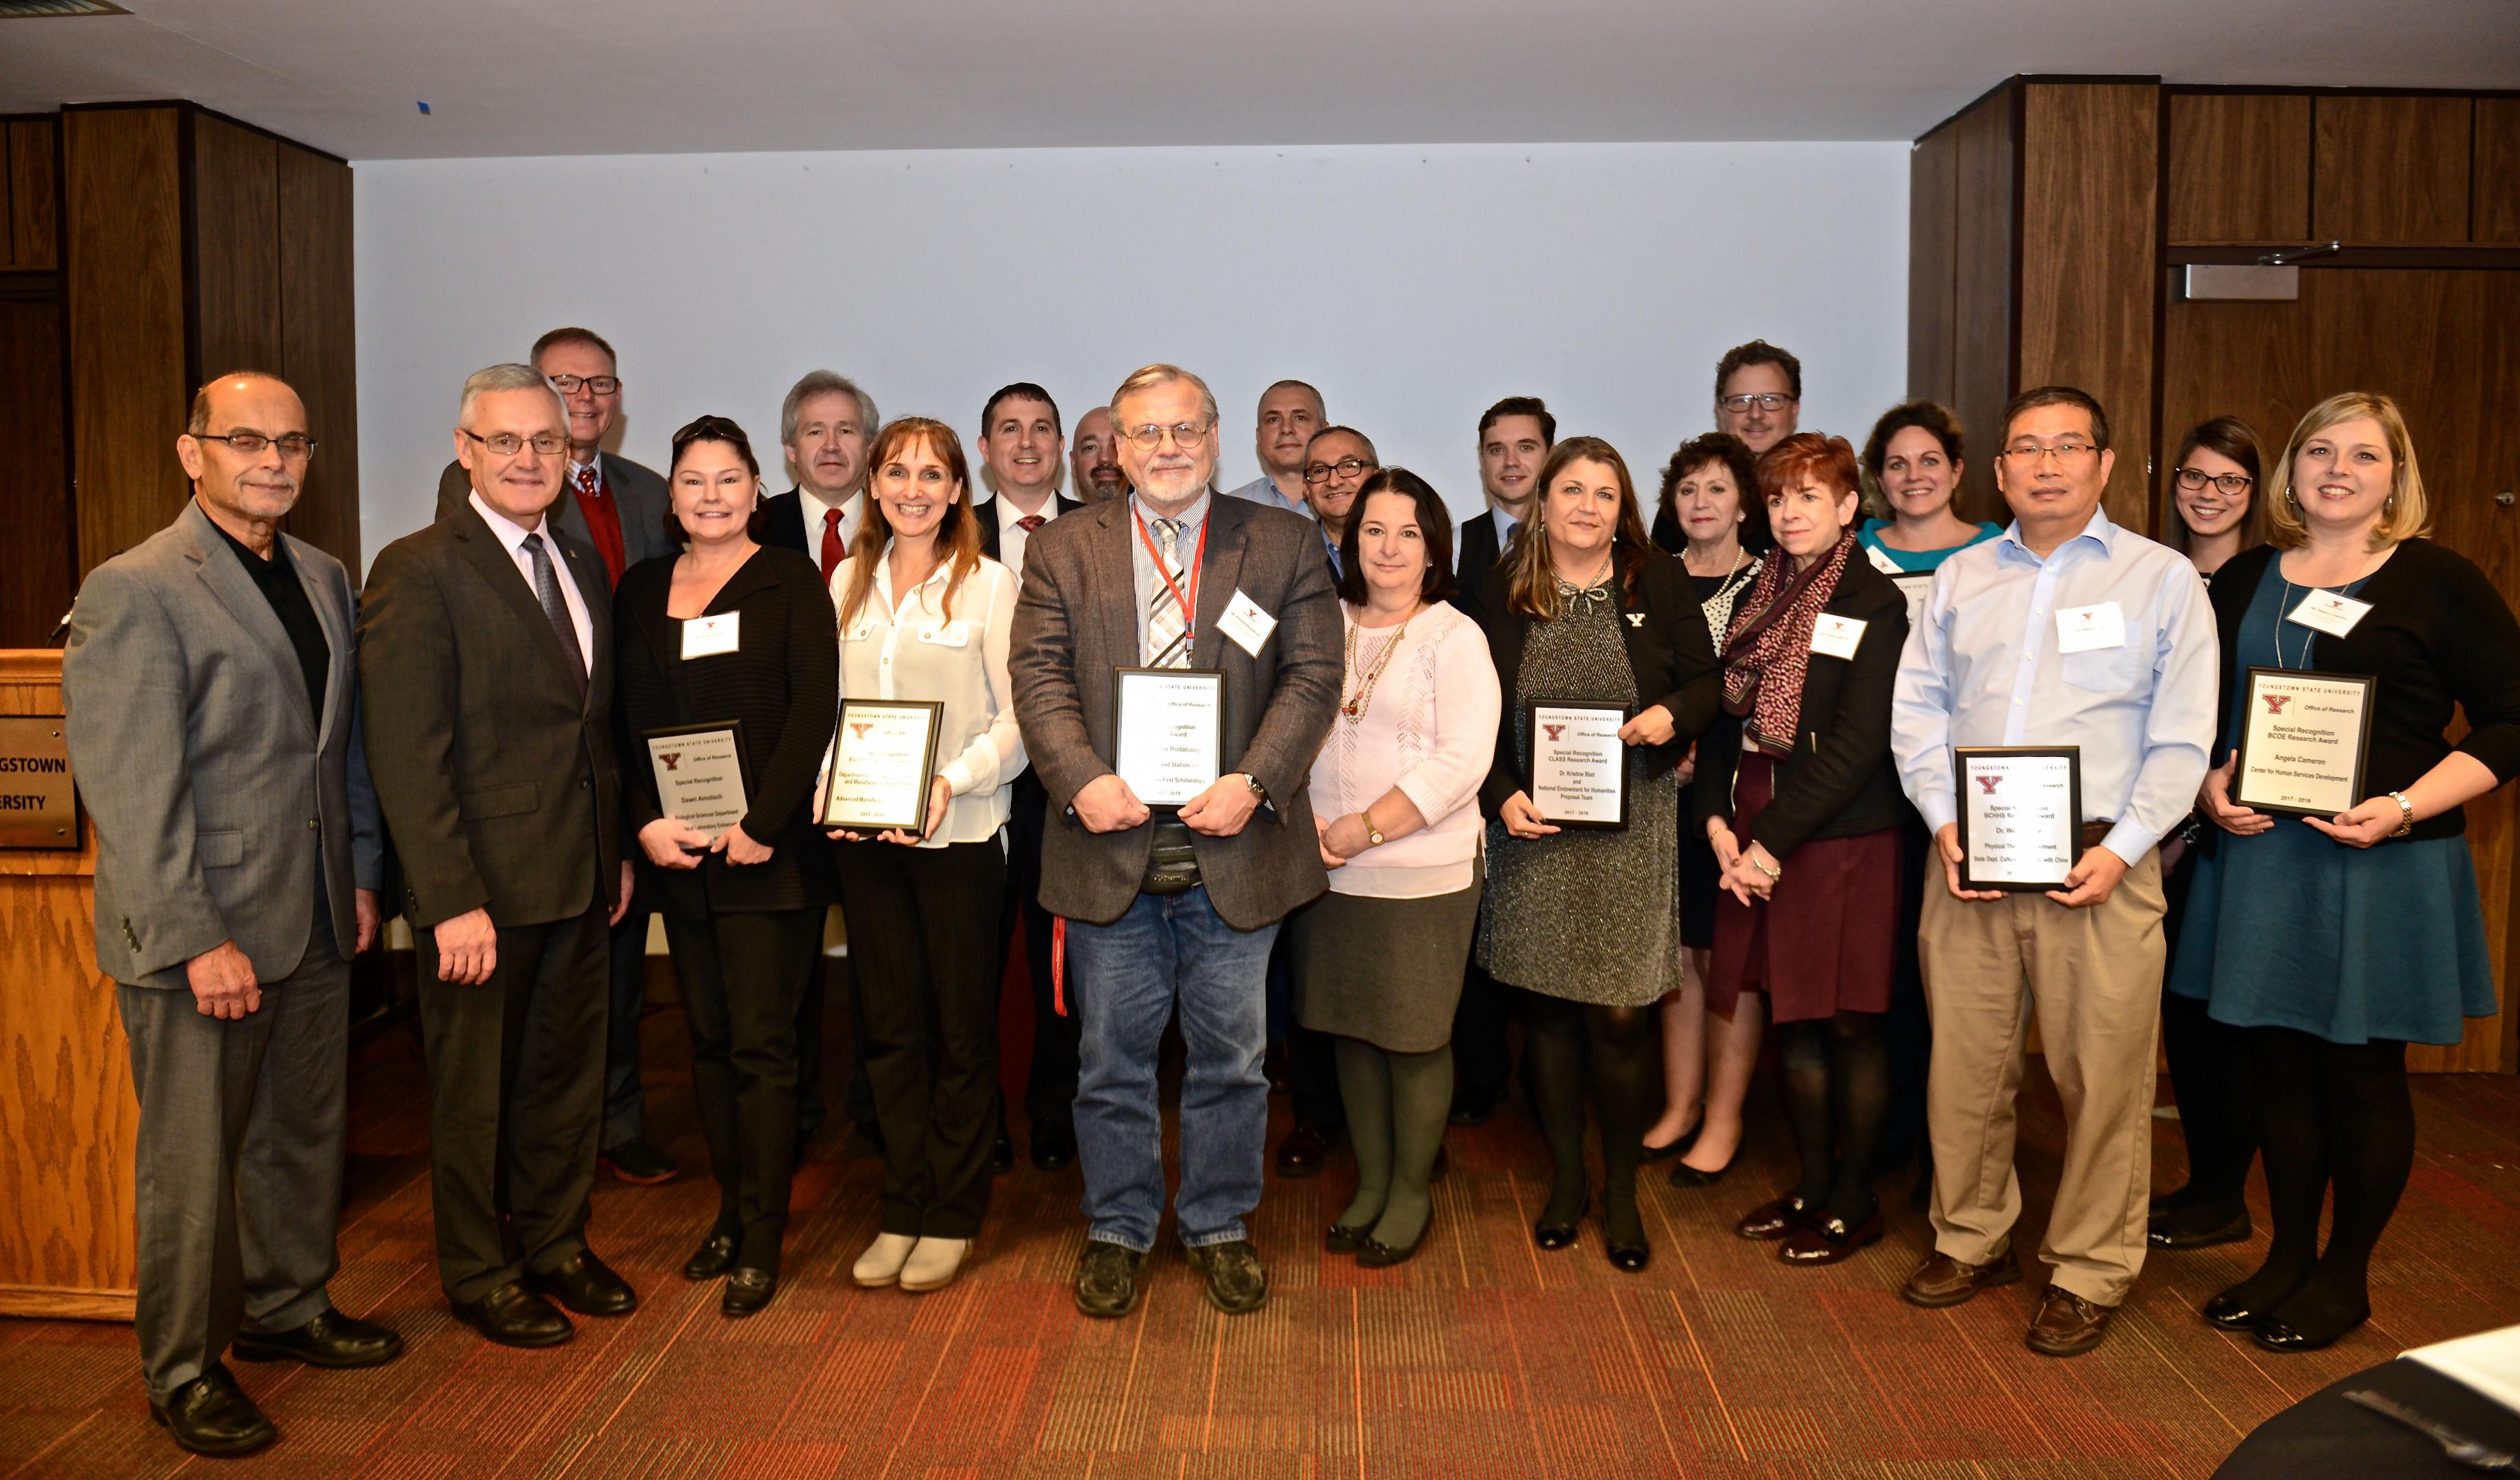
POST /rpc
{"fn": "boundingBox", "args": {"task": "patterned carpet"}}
[5,965,2519,1479]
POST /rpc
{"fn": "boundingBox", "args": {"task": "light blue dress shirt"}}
[1220,475,1312,519]
[1889,505,2217,864]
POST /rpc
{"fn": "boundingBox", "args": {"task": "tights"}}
[1523,992,1654,1249]
[2218,1026,2412,1344]
[2157,988,2257,1224]
[1331,1038,1452,1250]
[1776,1009,1889,1225]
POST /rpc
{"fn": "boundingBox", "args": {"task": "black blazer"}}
[979,495,1088,570]
[1691,555,1910,857]
[758,489,811,555]
[1475,542,1722,815]
[2207,539,2520,843]
[613,547,840,917]
[1451,509,1513,621]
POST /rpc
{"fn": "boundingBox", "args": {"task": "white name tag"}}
[2055,602,2125,654]
[2286,590,2374,639]
[1218,588,1277,658]
[682,612,741,658]
[1863,543,1904,576]
[1809,613,1867,661]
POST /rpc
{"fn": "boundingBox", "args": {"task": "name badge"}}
[1218,589,1277,658]
[2055,602,2125,654]
[2286,590,2374,639]
[682,612,741,658]
[1863,544,1904,576]
[1809,613,1867,661]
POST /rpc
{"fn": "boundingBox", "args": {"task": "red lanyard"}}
[1131,506,1208,632]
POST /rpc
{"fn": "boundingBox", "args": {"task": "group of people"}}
[60,327,2520,1460]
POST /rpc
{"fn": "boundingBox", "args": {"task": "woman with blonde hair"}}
[2171,391,2520,1351]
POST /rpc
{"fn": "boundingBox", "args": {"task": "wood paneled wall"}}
[5,118,58,269]
[2166,89,2519,249]
[277,147,359,565]
[64,108,188,578]
[1,116,70,648]
[2166,94,2311,245]
[1907,84,2017,526]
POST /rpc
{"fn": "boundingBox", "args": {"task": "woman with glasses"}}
[2172,392,2520,1352]
[2149,417,2268,1255]
[1474,436,1720,1272]
[615,415,838,1318]
[1641,433,1770,1179]
[825,417,1025,1297]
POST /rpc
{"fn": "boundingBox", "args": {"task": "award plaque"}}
[643,722,753,837]
[1526,700,1629,829]
[821,700,944,832]
[1113,668,1225,807]
[2231,667,2375,818]
[1954,745,2081,891]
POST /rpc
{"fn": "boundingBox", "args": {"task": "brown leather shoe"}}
[2025,1286,2114,1357]
[1735,1196,1807,1242]
[1900,1248,2022,1308]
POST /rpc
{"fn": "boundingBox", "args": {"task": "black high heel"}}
[1606,1238,1650,1273]
[1668,1149,1737,1188]
[1534,1190,1589,1251]
[1640,1120,1702,1164]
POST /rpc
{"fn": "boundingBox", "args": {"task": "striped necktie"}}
[1147,517,1190,668]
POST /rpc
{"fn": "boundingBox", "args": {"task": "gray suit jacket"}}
[1010,494,1342,930]
[434,452,674,570]
[62,500,384,987]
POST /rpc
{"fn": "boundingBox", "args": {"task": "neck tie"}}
[576,465,600,502]
[1147,517,1190,668]
[1016,515,1044,532]
[522,532,588,700]
[820,506,846,582]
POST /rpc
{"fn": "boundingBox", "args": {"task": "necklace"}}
[1341,604,1418,722]
[1700,552,1760,645]
[1553,545,1617,615]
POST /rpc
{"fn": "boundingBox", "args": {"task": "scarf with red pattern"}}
[1720,531,1857,757]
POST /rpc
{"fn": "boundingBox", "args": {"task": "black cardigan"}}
[1476,542,1722,815]
[615,546,841,917]
[1692,556,1911,858]
[2209,539,2520,842]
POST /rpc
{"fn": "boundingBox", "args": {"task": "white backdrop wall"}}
[354,141,1907,569]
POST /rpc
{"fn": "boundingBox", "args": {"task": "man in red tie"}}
[759,370,877,584]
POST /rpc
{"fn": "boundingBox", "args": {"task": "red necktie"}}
[1016,515,1045,532]
[820,507,846,582]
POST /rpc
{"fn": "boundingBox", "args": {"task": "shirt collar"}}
[1132,490,1210,536]
[1495,504,1523,541]
[568,456,602,491]
[203,502,289,571]
[999,493,1057,528]
[469,489,554,553]
[1996,502,2116,565]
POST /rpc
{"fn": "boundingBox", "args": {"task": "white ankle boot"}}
[852,1233,917,1287]
[898,1237,970,1293]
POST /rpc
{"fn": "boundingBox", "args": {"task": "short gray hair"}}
[1111,362,1219,430]
[781,370,879,446]
[458,362,561,426]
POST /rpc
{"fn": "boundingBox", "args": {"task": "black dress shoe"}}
[232,1309,404,1368]
[1606,1240,1651,1273]
[1667,1150,1736,1188]
[1326,1222,1372,1255]
[2148,1208,2253,1250]
[533,1250,637,1317]
[598,1137,678,1185]
[683,1233,739,1281]
[2202,1291,2277,1330]
[721,1267,777,1318]
[992,1127,1016,1176]
[1641,1122,1702,1163]
[1358,1224,1429,1268]
[1779,1207,1883,1266]
[2253,1308,2366,1353]
[452,1281,574,1348]
[1030,1125,1077,1171]
[1275,1124,1334,1179]
[151,1363,275,1457]
[1534,1192,1589,1251]
[1447,1094,1500,1127]
[1735,1196,1809,1242]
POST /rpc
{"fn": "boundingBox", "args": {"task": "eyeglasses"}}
[548,374,620,395]
[1303,457,1375,485]
[1998,440,2101,466]
[191,431,316,459]
[461,428,570,457]
[2174,466,2253,495]
[1719,393,1796,413]
[1124,421,1211,451]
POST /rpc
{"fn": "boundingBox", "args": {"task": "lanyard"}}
[1132,506,1209,631]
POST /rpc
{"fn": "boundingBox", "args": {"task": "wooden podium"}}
[0,650,138,1320]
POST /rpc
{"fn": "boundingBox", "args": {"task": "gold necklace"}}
[1341,604,1418,723]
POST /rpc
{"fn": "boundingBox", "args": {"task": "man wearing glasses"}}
[1712,338,1802,455]
[1011,364,1342,1320]
[1889,385,2215,1357]
[1221,379,1325,517]
[1299,426,1379,580]
[363,363,641,1352]
[64,373,398,1457]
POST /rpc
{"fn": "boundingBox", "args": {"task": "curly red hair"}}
[1754,431,1861,501]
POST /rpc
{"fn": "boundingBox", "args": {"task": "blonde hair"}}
[2264,391,2428,552]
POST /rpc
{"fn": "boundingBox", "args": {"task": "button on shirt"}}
[1889,506,2217,863]
[469,491,595,668]
[1128,491,1212,666]
[831,554,1028,847]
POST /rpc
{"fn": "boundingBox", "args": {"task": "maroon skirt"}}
[1708,754,1903,1024]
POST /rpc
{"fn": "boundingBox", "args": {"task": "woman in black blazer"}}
[615,415,838,1319]
[1691,433,1909,1264]
[1474,435,1720,1271]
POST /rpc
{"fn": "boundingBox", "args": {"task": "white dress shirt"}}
[798,486,867,558]
[993,490,1062,578]
[469,491,594,665]
[831,553,1028,848]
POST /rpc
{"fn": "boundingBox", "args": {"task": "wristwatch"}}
[2388,790,2414,837]
[1240,772,1269,804]
[1362,811,1386,848]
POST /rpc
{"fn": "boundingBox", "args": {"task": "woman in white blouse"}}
[1292,469,1503,1266]
[821,417,1026,1296]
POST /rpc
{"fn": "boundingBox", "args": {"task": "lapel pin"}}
[1626,613,1645,627]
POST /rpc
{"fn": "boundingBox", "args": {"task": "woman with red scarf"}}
[1693,432,1911,1264]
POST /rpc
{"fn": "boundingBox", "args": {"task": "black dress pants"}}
[661,908,821,1270]
[1006,773,1079,1137]
[835,840,1007,1239]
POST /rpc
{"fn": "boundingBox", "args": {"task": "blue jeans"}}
[1068,886,1277,1251]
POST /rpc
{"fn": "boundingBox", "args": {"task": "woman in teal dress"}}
[2170,391,2520,1354]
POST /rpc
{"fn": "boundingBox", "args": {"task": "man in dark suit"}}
[362,363,639,1349]
[64,372,399,1459]
[428,328,678,1187]
[1011,362,1341,1320]
[977,382,1088,1171]
[1447,395,1553,1124]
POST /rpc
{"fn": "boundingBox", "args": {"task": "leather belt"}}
[1140,817,1201,896]
[2079,819,2115,853]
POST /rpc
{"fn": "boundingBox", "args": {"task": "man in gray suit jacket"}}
[1011,363,1341,1320]
[63,372,399,1459]
[362,363,639,1351]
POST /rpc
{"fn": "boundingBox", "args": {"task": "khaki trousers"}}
[1919,852,2164,1306]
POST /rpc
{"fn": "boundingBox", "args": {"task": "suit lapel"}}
[452,506,589,702]
[180,502,316,743]
[1190,498,1252,670]
[1093,501,1142,669]
[284,533,351,751]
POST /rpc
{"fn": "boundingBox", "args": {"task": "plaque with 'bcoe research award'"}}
[2231,667,2375,819]
[1955,745,2081,891]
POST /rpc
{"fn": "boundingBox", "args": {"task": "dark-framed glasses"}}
[192,431,316,459]
[1303,457,1375,485]
[1125,421,1211,451]
[2174,466,2253,495]
[1998,440,2100,466]
[1719,393,1796,413]
[548,374,620,395]
[461,428,569,457]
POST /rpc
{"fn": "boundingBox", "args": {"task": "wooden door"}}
[2159,268,2520,1071]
